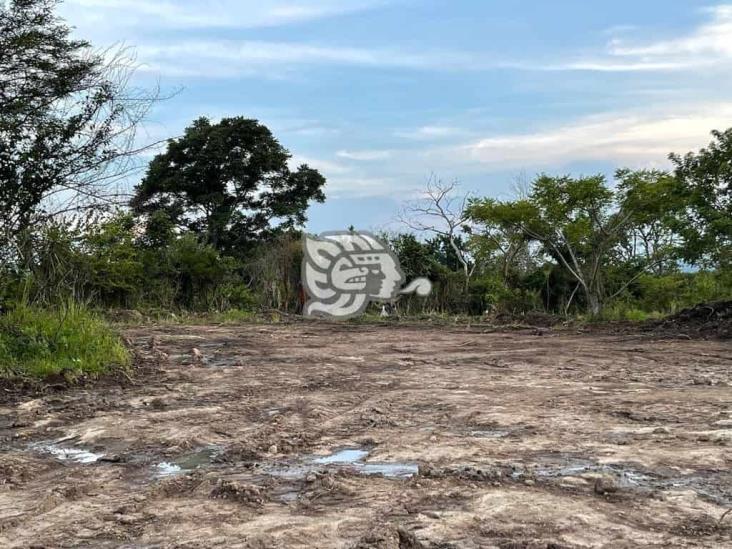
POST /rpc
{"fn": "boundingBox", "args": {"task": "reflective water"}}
[269,446,418,479]
[32,442,104,464]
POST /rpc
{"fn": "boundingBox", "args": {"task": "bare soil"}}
[1,323,731,548]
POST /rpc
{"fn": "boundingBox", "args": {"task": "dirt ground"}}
[1,323,731,548]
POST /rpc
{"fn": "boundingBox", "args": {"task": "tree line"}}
[1,0,730,321]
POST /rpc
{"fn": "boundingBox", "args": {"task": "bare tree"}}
[398,175,475,290]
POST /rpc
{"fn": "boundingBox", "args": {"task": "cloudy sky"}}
[59,0,732,232]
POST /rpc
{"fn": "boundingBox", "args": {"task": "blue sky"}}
[59,1,732,232]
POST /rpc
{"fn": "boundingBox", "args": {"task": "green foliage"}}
[81,215,145,306]
[630,271,731,312]
[599,304,661,322]
[1,8,730,333]
[468,172,686,316]
[670,128,732,268]
[131,117,326,253]
[0,302,130,378]
[473,272,542,315]
[0,0,153,253]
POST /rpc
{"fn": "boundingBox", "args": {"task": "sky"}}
[58,0,732,233]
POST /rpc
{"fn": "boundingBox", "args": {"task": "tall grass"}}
[0,302,130,379]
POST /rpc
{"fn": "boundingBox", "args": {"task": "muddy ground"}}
[1,323,731,548]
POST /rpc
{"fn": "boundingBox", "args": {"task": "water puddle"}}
[313,448,369,464]
[268,446,418,480]
[31,442,105,464]
[153,445,223,478]
[155,462,183,477]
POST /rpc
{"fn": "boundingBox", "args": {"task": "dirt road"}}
[1,323,731,547]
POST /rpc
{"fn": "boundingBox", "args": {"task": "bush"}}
[0,303,130,379]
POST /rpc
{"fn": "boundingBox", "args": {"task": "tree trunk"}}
[586,291,602,317]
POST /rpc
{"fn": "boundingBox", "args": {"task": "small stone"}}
[115,513,143,525]
[653,427,670,434]
[268,444,278,454]
[305,473,317,483]
[594,475,619,495]
[524,479,535,486]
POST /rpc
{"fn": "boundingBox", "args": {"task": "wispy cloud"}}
[550,4,732,72]
[336,149,393,161]
[289,155,351,175]
[394,125,465,141]
[133,41,490,77]
[451,101,732,168]
[325,176,403,198]
[61,0,391,30]
[61,2,732,78]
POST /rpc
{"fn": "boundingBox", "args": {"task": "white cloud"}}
[395,125,465,141]
[60,0,391,31]
[289,155,351,175]
[325,176,402,198]
[132,41,485,77]
[59,1,732,77]
[552,4,732,72]
[336,149,393,161]
[262,102,732,200]
[453,101,732,168]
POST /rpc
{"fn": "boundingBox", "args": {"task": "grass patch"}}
[0,303,131,379]
[599,303,665,322]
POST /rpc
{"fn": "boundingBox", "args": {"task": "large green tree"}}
[131,117,326,253]
[0,0,155,260]
[670,128,732,268]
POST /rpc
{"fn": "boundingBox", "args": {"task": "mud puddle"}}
[153,445,223,478]
[512,454,732,505]
[267,446,418,479]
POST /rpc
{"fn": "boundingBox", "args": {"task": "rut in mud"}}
[1,323,731,547]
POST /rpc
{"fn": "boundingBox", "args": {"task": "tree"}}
[614,169,681,275]
[670,128,732,268]
[131,117,326,253]
[468,173,673,317]
[0,0,158,261]
[398,177,474,290]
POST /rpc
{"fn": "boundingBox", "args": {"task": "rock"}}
[267,444,278,454]
[594,475,619,495]
[191,348,205,364]
[115,513,144,525]
[210,479,264,505]
[305,473,317,483]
